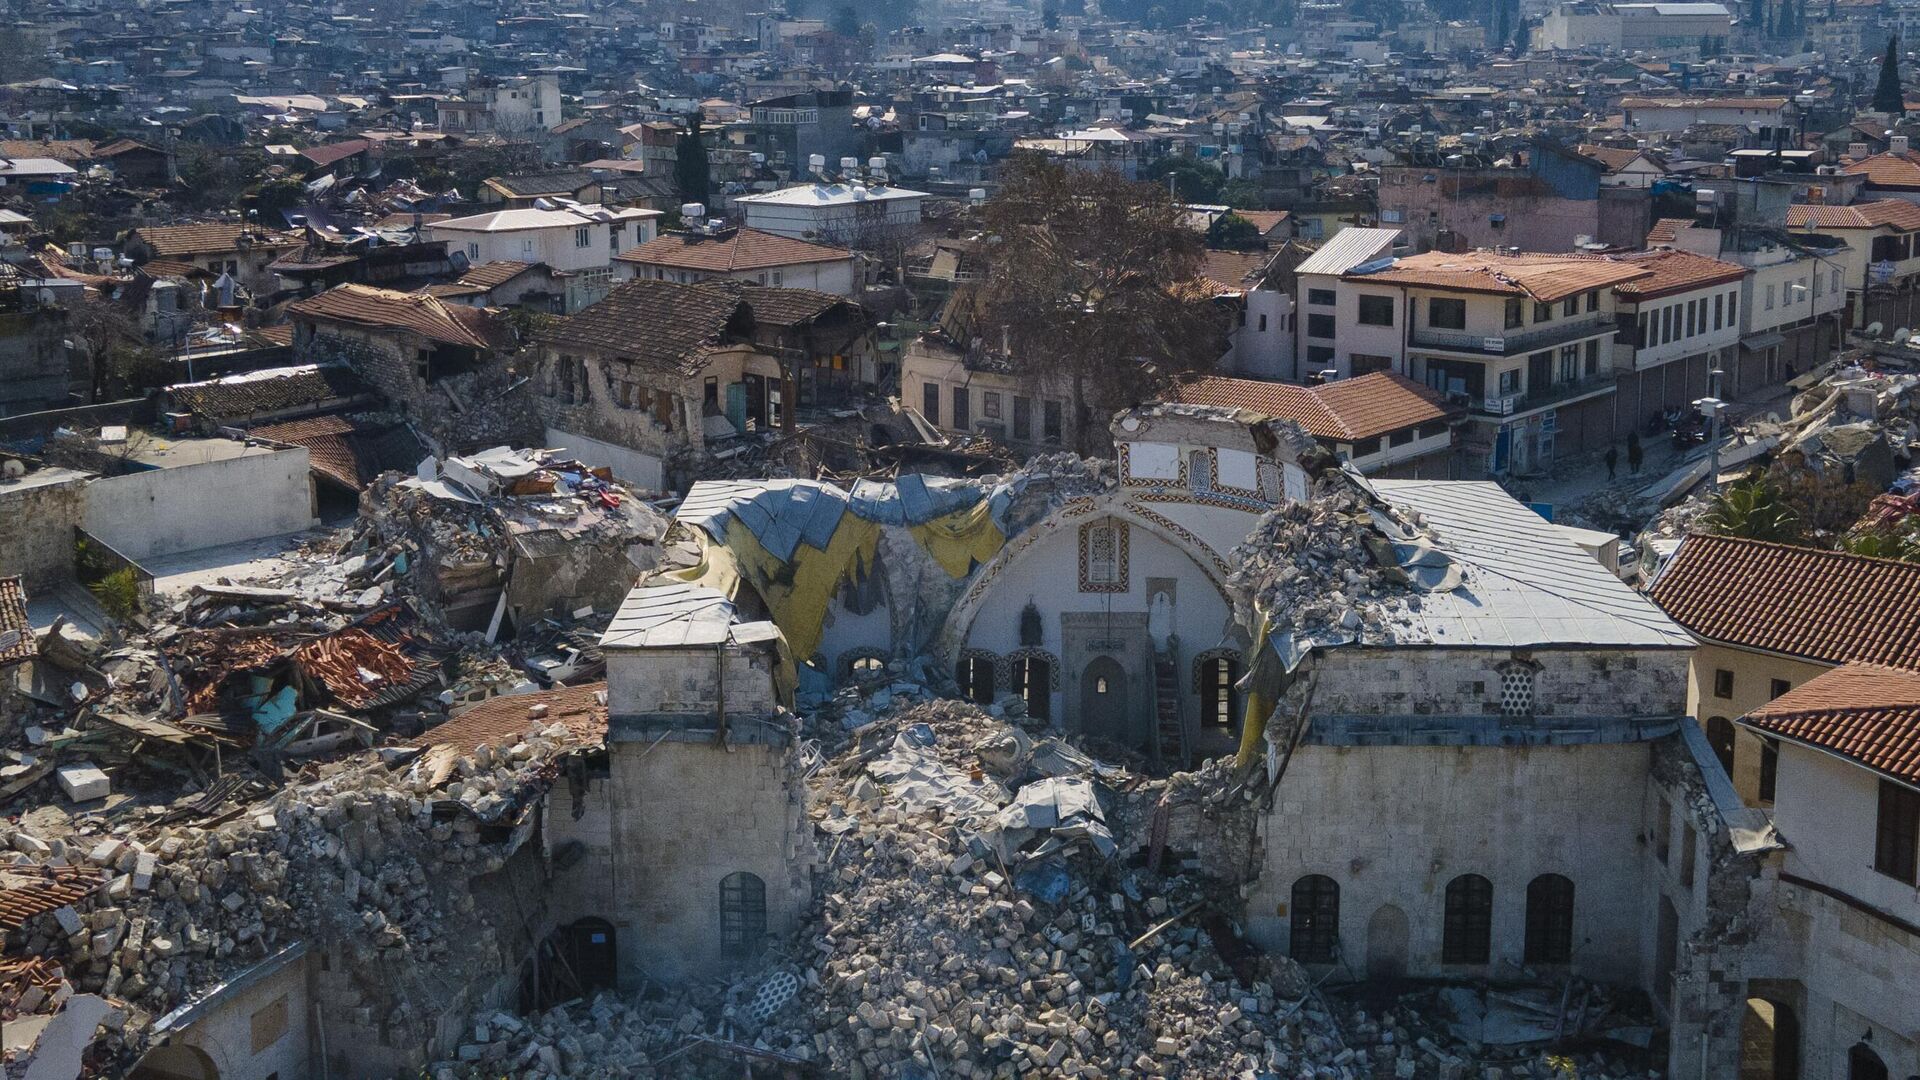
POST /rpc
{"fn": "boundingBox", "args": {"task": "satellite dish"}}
[2,459,25,479]
[1896,327,1911,340]
[1867,321,1885,336]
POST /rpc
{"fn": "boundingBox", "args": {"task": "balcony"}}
[1410,312,1614,358]
[1467,373,1617,418]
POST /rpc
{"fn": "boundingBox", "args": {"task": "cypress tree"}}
[1877,35,1907,116]
[673,113,712,206]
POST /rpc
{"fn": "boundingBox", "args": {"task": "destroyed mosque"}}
[4,391,1905,1080]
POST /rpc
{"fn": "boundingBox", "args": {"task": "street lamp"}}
[1696,380,1727,491]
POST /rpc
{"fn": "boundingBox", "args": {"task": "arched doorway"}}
[563,917,618,993]
[1740,998,1802,1080]
[956,653,995,704]
[1848,1043,1889,1080]
[1080,656,1130,746]
[129,1043,219,1080]
[1366,903,1410,979]
[719,871,767,963]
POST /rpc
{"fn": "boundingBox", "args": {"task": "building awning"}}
[1739,330,1785,351]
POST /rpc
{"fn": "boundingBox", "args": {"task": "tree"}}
[978,155,1229,454]
[1143,156,1226,202]
[1876,35,1907,115]
[830,3,862,36]
[1700,472,1798,543]
[673,114,711,207]
[1207,212,1263,250]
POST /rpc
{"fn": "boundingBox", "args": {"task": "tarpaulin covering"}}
[908,499,1007,579]
[670,513,879,663]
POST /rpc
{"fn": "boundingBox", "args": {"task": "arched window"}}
[1442,874,1494,964]
[841,649,887,679]
[719,871,766,962]
[1523,874,1574,964]
[1289,875,1340,963]
[1847,1042,1887,1080]
[1010,654,1053,721]
[956,652,995,704]
[1498,663,1535,717]
[1706,716,1736,776]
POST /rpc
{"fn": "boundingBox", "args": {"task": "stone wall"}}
[531,346,705,487]
[0,308,75,417]
[0,471,88,586]
[1309,646,1692,721]
[299,323,537,454]
[83,447,315,560]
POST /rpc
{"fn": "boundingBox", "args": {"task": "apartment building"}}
[1607,248,1747,429]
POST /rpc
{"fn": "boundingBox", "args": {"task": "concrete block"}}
[56,764,110,803]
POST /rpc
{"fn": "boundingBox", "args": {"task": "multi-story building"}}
[1606,247,1748,430]
[1786,197,1920,332]
[427,203,661,313]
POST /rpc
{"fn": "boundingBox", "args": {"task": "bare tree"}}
[977,154,1227,454]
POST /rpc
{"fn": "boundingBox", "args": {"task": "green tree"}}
[1700,472,1798,543]
[1143,156,1225,202]
[830,3,862,36]
[1876,35,1907,115]
[673,114,712,207]
[1207,212,1263,249]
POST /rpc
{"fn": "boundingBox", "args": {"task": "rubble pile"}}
[0,719,589,1069]
[1226,474,1413,642]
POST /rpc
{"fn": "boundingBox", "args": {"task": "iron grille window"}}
[1523,874,1574,964]
[1442,874,1493,964]
[1875,780,1920,885]
[1289,875,1340,963]
[719,872,766,961]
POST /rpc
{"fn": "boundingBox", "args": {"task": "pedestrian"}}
[1604,446,1618,479]
[1627,439,1644,476]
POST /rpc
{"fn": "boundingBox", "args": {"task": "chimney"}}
[1850,141,1870,160]
[1895,135,1912,156]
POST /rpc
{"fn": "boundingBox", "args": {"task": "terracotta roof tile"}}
[1610,248,1747,299]
[1350,250,1652,303]
[1649,533,1920,668]
[1841,149,1920,189]
[0,575,32,666]
[1742,662,1920,785]
[1174,372,1455,442]
[1787,198,1920,230]
[131,223,300,258]
[538,279,750,374]
[290,284,514,351]
[408,682,608,752]
[168,364,369,420]
[1199,249,1271,292]
[1646,217,1696,244]
[615,227,852,273]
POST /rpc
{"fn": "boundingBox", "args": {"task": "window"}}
[1831,268,1841,295]
[1637,311,1649,346]
[1728,293,1737,325]
[1758,737,1779,803]
[1586,289,1600,312]
[1289,875,1340,963]
[1706,716,1735,776]
[719,872,767,961]
[1713,668,1734,699]
[1012,395,1032,441]
[772,271,783,285]
[1200,654,1239,729]
[1358,294,1395,326]
[1499,665,1535,716]
[1442,874,1493,964]
[1080,521,1125,590]
[846,654,885,676]
[922,382,940,426]
[1663,305,1677,340]
[1043,400,1063,444]
[1686,300,1697,337]
[1498,369,1521,395]
[1562,297,1578,317]
[1258,313,1268,332]
[1558,345,1579,384]
[982,391,1002,420]
[1814,271,1824,298]
[1655,797,1672,863]
[1307,288,1336,306]
[1505,298,1524,329]
[1534,301,1553,323]
[1351,353,1393,375]
[1307,312,1336,339]
[1680,827,1697,887]
[1011,655,1051,720]
[951,386,970,430]
[1584,338,1599,375]
[1428,297,1467,329]
[956,654,995,703]
[1769,678,1790,700]
[1874,779,1920,884]
[1765,283,1776,310]
[468,242,480,259]
[1523,875,1574,964]
[1714,293,1724,330]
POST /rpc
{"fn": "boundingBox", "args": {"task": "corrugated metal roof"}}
[1293,227,1404,277]
[600,581,741,649]
[1372,480,1691,649]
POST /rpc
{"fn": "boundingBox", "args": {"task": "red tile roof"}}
[290,284,513,351]
[1786,198,1920,230]
[1649,534,1920,668]
[130,223,301,258]
[1350,250,1652,303]
[1173,372,1455,442]
[408,683,608,752]
[1646,218,1696,245]
[1742,663,1920,785]
[615,226,852,272]
[1610,248,1748,300]
[1841,149,1920,189]
[0,575,32,667]
[251,415,361,490]
[300,139,372,167]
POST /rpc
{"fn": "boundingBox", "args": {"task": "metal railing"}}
[1412,312,1613,357]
